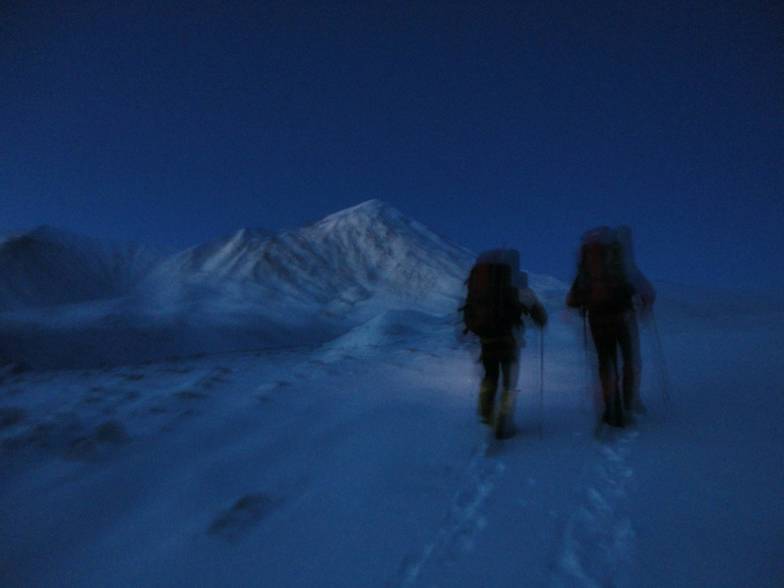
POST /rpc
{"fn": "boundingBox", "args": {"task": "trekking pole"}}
[650,309,672,411]
[539,328,544,439]
[582,312,593,414]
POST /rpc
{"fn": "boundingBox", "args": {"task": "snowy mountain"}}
[0,201,493,368]
[0,226,157,311]
[145,199,476,315]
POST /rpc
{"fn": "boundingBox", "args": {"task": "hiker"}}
[461,249,547,439]
[566,226,655,427]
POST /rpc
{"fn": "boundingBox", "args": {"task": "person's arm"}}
[531,300,548,328]
[520,288,548,328]
[630,270,656,311]
[565,276,584,309]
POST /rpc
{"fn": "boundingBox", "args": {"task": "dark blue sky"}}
[2,1,782,288]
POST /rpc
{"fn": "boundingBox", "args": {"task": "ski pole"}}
[650,310,672,410]
[539,327,544,439]
[582,312,593,414]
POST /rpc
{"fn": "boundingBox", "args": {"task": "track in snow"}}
[553,430,639,588]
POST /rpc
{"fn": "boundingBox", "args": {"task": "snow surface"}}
[1,298,782,587]
[1,201,782,586]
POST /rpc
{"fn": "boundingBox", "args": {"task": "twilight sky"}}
[2,1,782,288]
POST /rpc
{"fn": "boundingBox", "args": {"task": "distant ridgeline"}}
[0,200,488,368]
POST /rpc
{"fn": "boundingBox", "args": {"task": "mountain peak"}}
[349,198,391,213]
[318,199,403,225]
[228,227,273,242]
[0,225,86,252]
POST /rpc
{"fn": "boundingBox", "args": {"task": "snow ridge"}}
[0,226,157,311]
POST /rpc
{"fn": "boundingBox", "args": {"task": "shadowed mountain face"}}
[0,226,157,312]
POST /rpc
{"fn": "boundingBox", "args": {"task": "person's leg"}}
[479,352,500,424]
[590,314,622,426]
[495,343,520,438]
[499,352,520,409]
[619,312,643,413]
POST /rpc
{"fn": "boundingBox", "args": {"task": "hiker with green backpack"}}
[461,249,547,439]
[566,226,655,428]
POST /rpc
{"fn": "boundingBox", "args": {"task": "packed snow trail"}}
[553,430,638,588]
[392,438,507,588]
[389,409,619,588]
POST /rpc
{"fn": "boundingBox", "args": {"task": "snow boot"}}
[604,391,625,428]
[478,382,496,425]
[494,389,516,439]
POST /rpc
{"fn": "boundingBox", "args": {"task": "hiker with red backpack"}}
[461,249,547,439]
[566,226,655,428]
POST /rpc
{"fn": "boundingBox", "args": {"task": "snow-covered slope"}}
[653,280,783,329]
[0,200,573,369]
[0,226,157,311]
[145,199,475,314]
[0,201,481,368]
[1,287,781,587]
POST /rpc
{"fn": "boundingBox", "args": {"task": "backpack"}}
[462,251,526,337]
[575,227,635,312]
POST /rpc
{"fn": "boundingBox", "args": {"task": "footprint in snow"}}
[255,381,291,401]
[198,367,232,390]
[123,390,141,403]
[393,444,505,586]
[66,420,130,461]
[175,389,208,401]
[0,407,27,430]
[554,430,638,588]
[122,373,145,382]
[208,493,276,541]
[160,409,198,432]
[3,411,82,453]
[80,390,106,405]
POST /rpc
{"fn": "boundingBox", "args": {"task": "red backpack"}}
[462,262,524,337]
[574,228,634,312]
